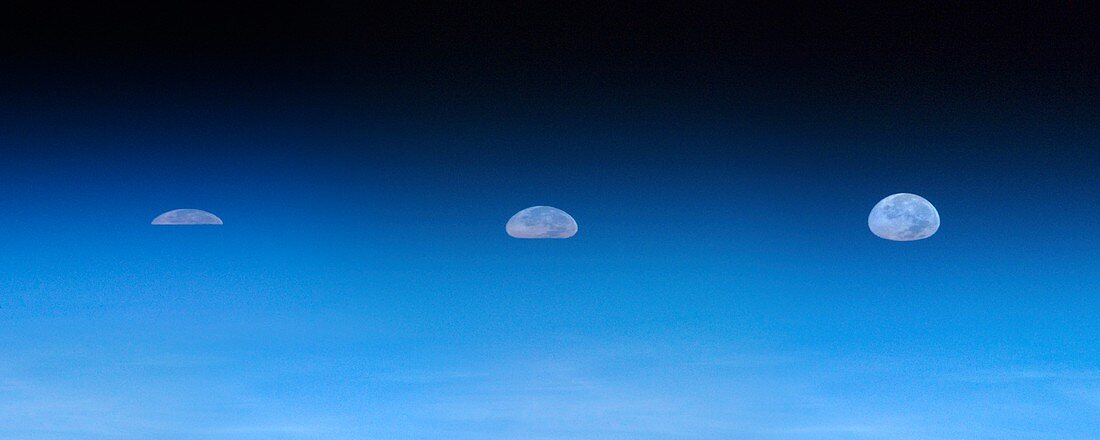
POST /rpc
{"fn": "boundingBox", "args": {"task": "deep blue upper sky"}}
[1,3,1098,439]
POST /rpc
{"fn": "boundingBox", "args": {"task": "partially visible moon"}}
[506,206,578,239]
[152,209,224,225]
[868,193,939,241]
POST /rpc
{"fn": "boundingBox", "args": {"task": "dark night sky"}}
[3,3,1097,116]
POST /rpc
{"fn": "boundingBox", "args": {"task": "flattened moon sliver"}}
[506,206,578,239]
[868,193,939,241]
[152,209,224,225]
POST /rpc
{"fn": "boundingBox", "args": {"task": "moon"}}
[868,193,939,241]
[152,209,224,225]
[506,206,578,239]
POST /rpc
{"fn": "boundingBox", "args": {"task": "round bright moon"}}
[868,193,939,241]
[506,206,578,239]
[152,209,224,225]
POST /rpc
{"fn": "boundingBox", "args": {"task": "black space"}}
[1,3,1098,123]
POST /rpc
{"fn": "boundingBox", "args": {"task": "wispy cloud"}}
[942,368,1100,383]
[3,337,1099,439]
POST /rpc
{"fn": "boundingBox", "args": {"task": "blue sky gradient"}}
[2,98,1098,438]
